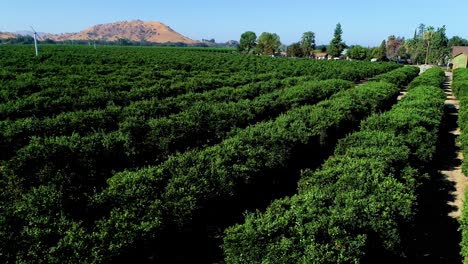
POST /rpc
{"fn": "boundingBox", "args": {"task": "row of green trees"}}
[239,23,467,64]
[369,66,421,88]
[401,24,451,64]
[351,24,467,63]
[0,46,338,118]
[453,68,468,262]
[224,67,447,263]
[0,77,400,263]
[0,62,400,164]
[73,80,401,262]
[1,79,354,226]
[238,23,345,57]
[1,75,316,161]
[0,45,401,263]
[238,31,281,55]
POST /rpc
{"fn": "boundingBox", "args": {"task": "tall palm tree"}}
[424,26,434,65]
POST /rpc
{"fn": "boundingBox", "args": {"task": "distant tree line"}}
[365,24,467,64]
[0,35,36,44]
[238,23,344,58]
[238,23,468,64]
[237,23,350,59]
[0,36,239,48]
[239,29,320,57]
[239,31,281,55]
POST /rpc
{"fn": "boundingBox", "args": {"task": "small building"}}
[314,52,329,60]
[452,46,468,69]
[272,51,287,57]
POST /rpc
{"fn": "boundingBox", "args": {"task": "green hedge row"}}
[1,80,403,263]
[454,68,468,262]
[407,66,445,90]
[0,75,311,161]
[5,64,415,188]
[58,81,401,262]
[0,45,400,121]
[223,68,446,263]
[0,71,280,121]
[121,74,311,119]
[126,79,354,165]
[454,69,468,175]
[0,46,404,263]
[453,71,468,98]
[1,79,353,203]
[369,66,420,88]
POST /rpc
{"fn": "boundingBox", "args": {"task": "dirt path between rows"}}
[440,71,467,219]
[402,71,464,263]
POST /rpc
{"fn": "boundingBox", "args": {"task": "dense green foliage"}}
[369,66,420,88]
[328,23,345,58]
[0,78,347,162]
[454,68,468,262]
[255,32,281,55]
[405,24,449,65]
[406,67,445,90]
[0,45,405,263]
[452,69,468,98]
[346,45,368,60]
[223,68,446,263]
[301,31,316,57]
[286,32,316,58]
[80,81,400,262]
[238,31,257,54]
[375,40,388,61]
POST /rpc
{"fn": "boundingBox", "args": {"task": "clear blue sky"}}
[2,0,466,46]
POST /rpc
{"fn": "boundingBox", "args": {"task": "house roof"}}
[314,52,328,57]
[452,46,468,57]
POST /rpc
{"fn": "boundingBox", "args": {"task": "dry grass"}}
[44,20,198,44]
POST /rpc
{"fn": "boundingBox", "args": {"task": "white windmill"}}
[30,26,39,56]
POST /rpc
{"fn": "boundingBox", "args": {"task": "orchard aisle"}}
[440,71,467,219]
[405,71,464,263]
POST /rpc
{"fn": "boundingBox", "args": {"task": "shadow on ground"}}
[401,99,462,263]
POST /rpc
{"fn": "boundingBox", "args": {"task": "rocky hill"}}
[0,32,18,39]
[43,20,198,44]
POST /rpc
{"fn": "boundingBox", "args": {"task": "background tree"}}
[256,32,281,55]
[429,26,449,64]
[417,24,426,39]
[424,26,434,64]
[403,24,426,64]
[405,36,424,64]
[316,45,327,52]
[301,31,316,57]
[449,36,468,47]
[328,23,345,57]
[287,42,304,57]
[372,40,387,61]
[346,45,368,60]
[238,31,257,54]
[386,35,405,60]
[397,45,409,59]
[400,23,452,64]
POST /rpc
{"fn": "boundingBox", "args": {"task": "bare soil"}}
[399,71,464,263]
[440,71,466,219]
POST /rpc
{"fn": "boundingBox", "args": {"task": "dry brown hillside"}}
[0,32,18,39]
[44,20,198,44]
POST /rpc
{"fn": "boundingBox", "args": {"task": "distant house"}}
[272,51,287,57]
[314,52,329,60]
[452,46,468,69]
